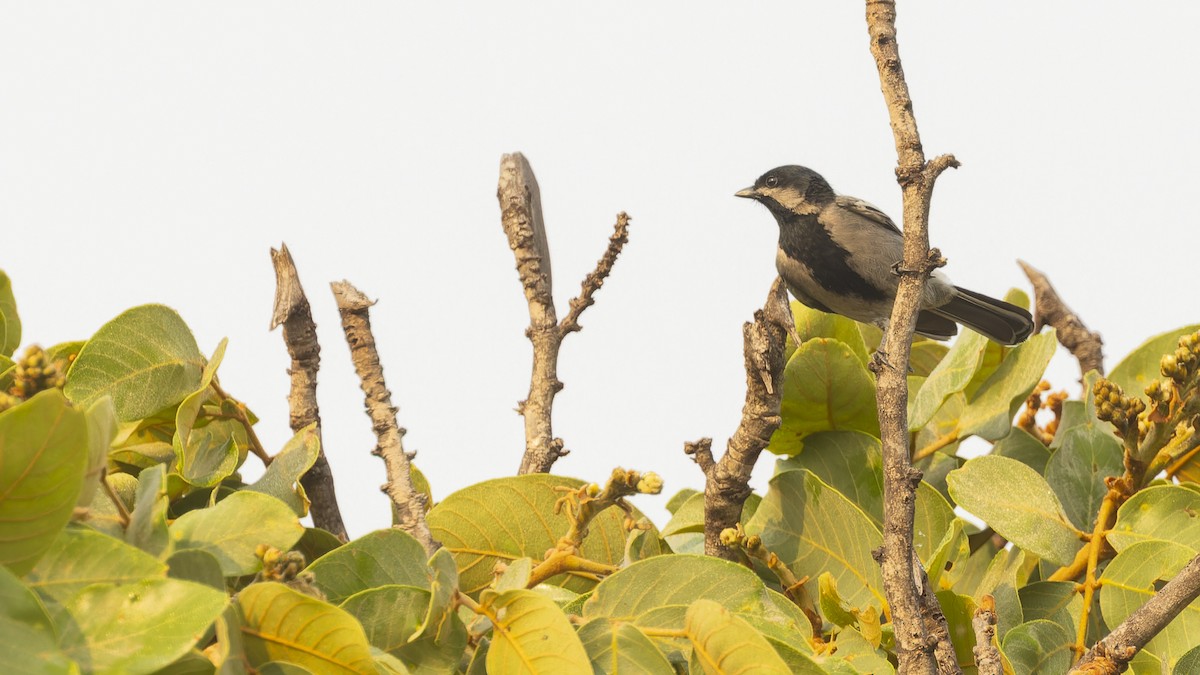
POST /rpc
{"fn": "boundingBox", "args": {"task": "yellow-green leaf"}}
[65,304,205,422]
[169,491,303,576]
[0,390,89,575]
[237,582,375,675]
[685,599,790,675]
[485,589,590,674]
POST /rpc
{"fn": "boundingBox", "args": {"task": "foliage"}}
[0,271,1198,673]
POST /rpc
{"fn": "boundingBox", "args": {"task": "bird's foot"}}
[869,350,891,374]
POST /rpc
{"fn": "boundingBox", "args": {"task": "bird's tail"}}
[929,287,1035,346]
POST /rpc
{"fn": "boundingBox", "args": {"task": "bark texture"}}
[865,1,961,672]
[269,243,347,541]
[686,278,790,559]
[497,152,629,474]
[1019,259,1105,376]
[331,281,438,555]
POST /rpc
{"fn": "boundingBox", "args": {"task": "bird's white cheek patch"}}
[761,186,819,214]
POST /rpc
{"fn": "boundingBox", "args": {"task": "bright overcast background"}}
[3,3,1196,537]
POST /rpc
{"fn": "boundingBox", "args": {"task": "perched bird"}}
[736,165,1034,345]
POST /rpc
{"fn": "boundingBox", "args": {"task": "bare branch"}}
[866,1,961,672]
[269,243,347,541]
[498,153,631,474]
[1019,259,1105,376]
[687,278,789,560]
[972,595,1002,675]
[331,280,438,555]
[1071,551,1200,674]
[560,213,630,335]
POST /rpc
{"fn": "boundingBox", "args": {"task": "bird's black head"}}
[735,165,836,216]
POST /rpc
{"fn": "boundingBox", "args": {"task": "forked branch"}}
[497,152,630,475]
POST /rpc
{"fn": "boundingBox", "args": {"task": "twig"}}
[1019,260,1104,376]
[1071,551,1200,674]
[269,244,347,541]
[331,281,438,555]
[101,470,131,528]
[865,1,961,673]
[972,595,1002,675]
[497,153,631,475]
[210,380,272,466]
[685,278,789,560]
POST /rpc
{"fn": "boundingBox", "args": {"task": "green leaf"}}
[24,526,167,604]
[237,582,376,675]
[1019,581,1077,637]
[957,331,1058,441]
[578,619,675,675]
[127,464,172,558]
[661,491,759,536]
[415,547,459,642]
[166,548,225,590]
[777,431,883,524]
[0,354,14,392]
[246,424,320,516]
[57,578,227,675]
[485,589,590,674]
[1045,418,1123,531]
[747,469,884,610]
[0,564,75,674]
[1001,619,1073,675]
[972,547,1025,638]
[686,599,791,675]
[292,528,343,564]
[170,491,303,576]
[769,338,879,455]
[947,455,1081,566]
[0,390,89,575]
[175,339,238,488]
[427,475,645,595]
[156,650,219,674]
[832,625,894,675]
[914,481,956,569]
[582,554,768,623]
[64,304,205,422]
[1109,324,1200,398]
[78,396,117,509]
[992,427,1054,474]
[1101,540,1200,664]
[1109,485,1200,553]
[909,341,950,378]
[0,270,21,357]
[306,529,430,605]
[665,489,699,515]
[1176,644,1200,675]
[908,330,989,431]
[340,584,429,651]
[788,301,870,366]
[932,591,978,669]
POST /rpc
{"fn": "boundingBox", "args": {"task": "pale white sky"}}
[3,3,1196,537]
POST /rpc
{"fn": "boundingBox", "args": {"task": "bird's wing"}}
[834,195,902,235]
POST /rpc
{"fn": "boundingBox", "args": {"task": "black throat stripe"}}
[773,206,888,302]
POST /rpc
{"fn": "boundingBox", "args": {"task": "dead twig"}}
[1071,551,1200,673]
[497,152,630,475]
[972,595,1002,675]
[685,278,790,560]
[1019,259,1104,376]
[331,281,438,555]
[865,1,961,672]
[269,243,347,541]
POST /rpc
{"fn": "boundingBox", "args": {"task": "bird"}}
[735,165,1034,346]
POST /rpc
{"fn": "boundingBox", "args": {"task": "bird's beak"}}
[734,187,759,199]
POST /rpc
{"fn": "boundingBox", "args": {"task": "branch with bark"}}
[331,280,438,555]
[1071,550,1200,673]
[972,595,1002,675]
[865,1,961,672]
[686,278,790,560]
[1019,259,1105,377]
[497,152,630,475]
[269,243,348,541]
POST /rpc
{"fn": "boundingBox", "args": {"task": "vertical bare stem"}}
[270,243,347,541]
[865,1,960,672]
[498,153,630,475]
[331,281,438,555]
[686,278,790,559]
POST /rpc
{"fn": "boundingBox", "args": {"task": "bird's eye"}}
[765,176,779,188]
